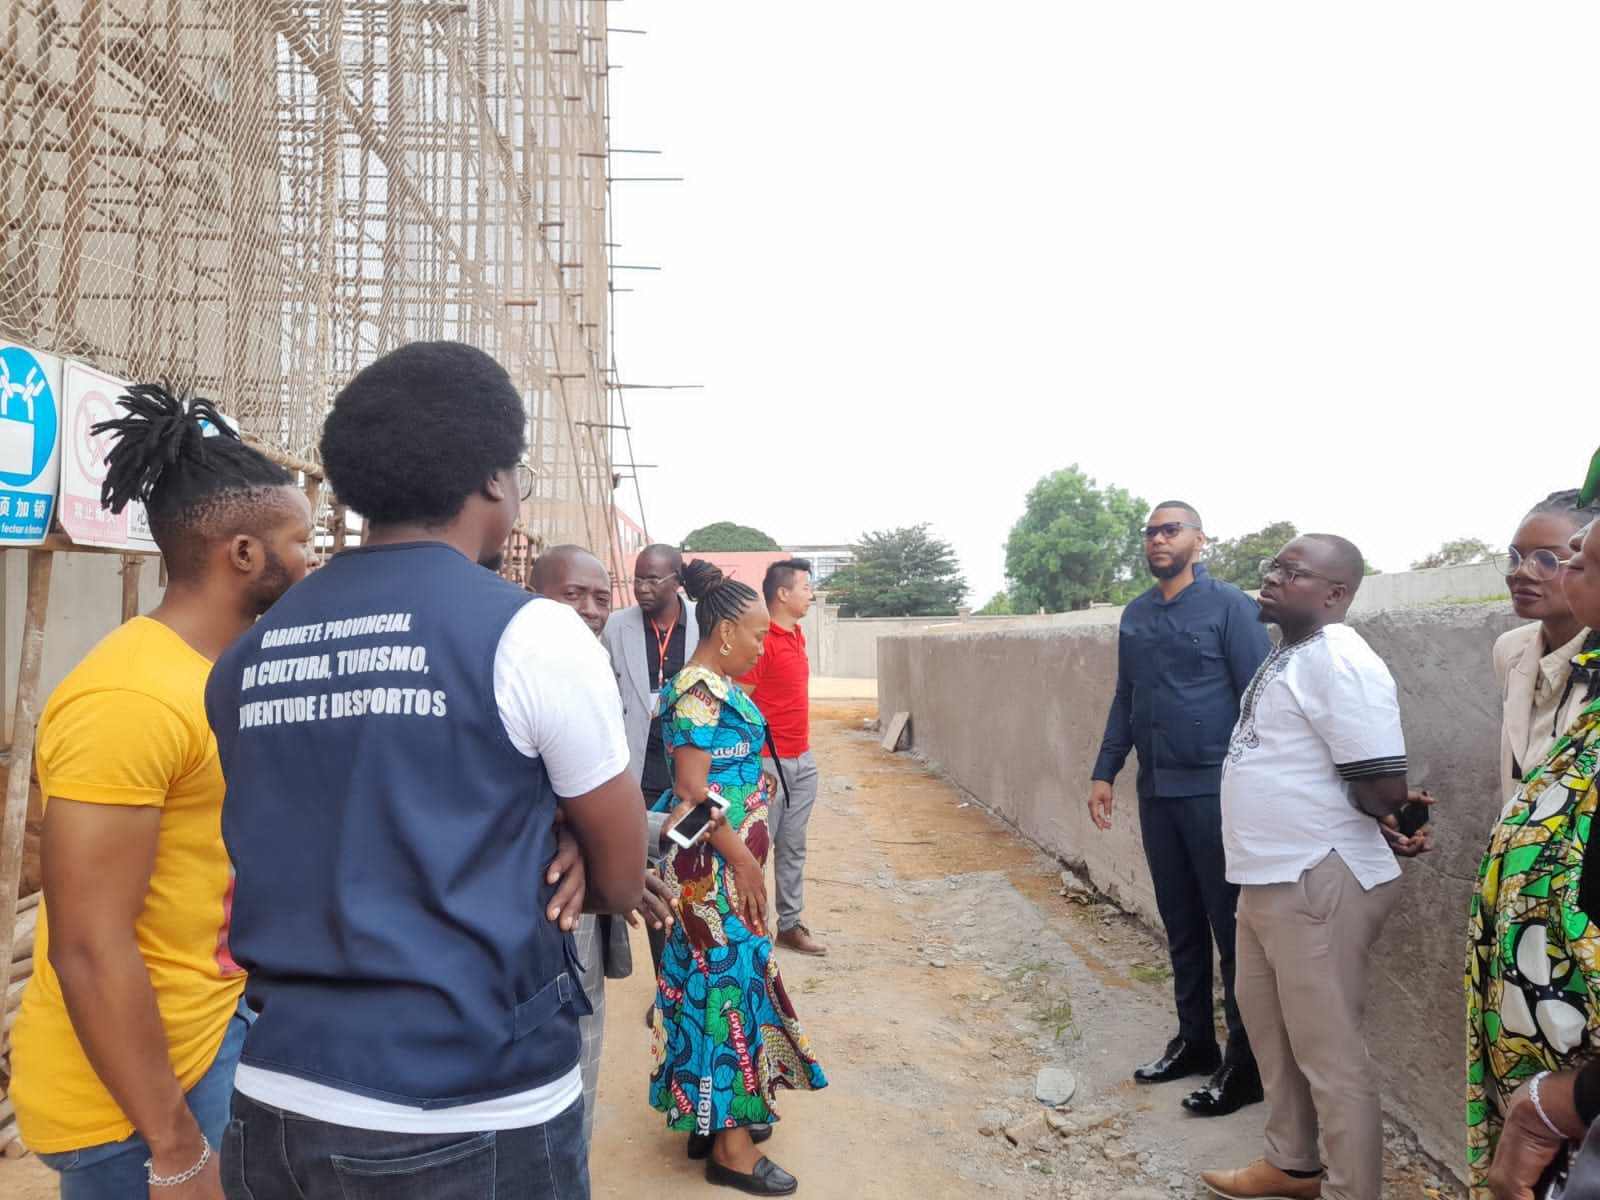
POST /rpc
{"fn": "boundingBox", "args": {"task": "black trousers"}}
[1137,792,1252,1067]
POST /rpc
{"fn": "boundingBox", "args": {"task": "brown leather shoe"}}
[1201,1160,1322,1199]
[774,924,827,956]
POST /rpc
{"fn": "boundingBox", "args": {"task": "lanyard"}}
[648,612,678,689]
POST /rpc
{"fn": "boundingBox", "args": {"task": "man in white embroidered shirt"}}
[1200,534,1432,1200]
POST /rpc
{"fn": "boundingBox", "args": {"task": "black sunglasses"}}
[1143,521,1201,541]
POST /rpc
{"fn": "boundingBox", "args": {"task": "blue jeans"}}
[222,1092,590,1199]
[35,1009,249,1199]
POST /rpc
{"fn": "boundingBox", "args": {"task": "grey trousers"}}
[766,750,819,933]
[1235,851,1399,1200]
[573,914,605,1145]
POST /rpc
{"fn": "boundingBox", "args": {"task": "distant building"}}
[602,507,650,606]
[608,512,789,606]
[684,551,796,593]
[600,526,848,606]
[787,544,854,584]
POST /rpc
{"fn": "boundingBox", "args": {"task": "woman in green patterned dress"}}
[648,560,827,1197]
[1468,512,1600,1198]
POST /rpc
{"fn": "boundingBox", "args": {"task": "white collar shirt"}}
[1220,622,1406,890]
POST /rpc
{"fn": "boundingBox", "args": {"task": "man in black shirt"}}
[600,544,700,974]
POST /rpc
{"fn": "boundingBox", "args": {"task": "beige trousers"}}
[1234,851,1399,1200]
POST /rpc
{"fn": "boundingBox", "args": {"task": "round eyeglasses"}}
[1258,557,1344,586]
[1494,547,1570,580]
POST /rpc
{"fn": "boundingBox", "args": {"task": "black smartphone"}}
[1396,799,1432,838]
[666,795,730,850]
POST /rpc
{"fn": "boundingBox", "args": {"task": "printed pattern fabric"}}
[649,665,827,1133]
[1467,661,1600,1198]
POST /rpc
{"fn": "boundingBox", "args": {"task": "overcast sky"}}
[604,2,1600,602]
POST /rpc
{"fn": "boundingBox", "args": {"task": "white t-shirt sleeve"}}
[493,600,630,797]
[1297,641,1408,780]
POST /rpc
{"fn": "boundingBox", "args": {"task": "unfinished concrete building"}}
[0,0,621,563]
[0,0,625,1154]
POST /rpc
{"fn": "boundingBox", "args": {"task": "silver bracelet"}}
[146,1134,211,1188]
[1529,1071,1567,1139]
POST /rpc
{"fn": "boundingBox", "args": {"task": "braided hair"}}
[93,382,294,581]
[1526,488,1598,524]
[1523,491,1600,729]
[680,558,758,641]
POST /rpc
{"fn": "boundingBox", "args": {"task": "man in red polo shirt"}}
[738,558,826,956]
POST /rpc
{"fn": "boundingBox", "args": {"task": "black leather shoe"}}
[688,1123,773,1160]
[705,1155,798,1195]
[1181,1063,1264,1116]
[1134,1036,1221,1084]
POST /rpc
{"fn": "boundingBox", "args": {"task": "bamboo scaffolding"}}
[0,2,624,1160]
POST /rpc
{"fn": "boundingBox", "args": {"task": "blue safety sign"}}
[0,342,64,545]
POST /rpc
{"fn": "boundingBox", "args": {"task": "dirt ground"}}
[0,698,1463,1198]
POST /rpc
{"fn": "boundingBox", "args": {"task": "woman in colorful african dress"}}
[1468,500,1600,1198]
[649,559,827,1197]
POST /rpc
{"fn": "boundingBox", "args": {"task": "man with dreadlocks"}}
[10,384,315,1198]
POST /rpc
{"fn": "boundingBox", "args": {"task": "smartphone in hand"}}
[1396,798,1432,838]
[666,794,730,850]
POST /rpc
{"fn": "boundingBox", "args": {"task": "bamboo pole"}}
[240,435,322,480]
[0,551,53,1008]
[331,503,348,554]
[119,555,142,623]
[8,907,35,961]
[57,0,103,338]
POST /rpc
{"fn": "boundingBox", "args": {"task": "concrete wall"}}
[819,560,1512,680]
[1348,560,1507,613]
[809,606,1124,678]
[877,600,1526,1176]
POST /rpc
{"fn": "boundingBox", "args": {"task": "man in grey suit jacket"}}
[600,543,698,976]
[601,544,701,799]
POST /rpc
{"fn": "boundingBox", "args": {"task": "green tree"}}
[1410,537,1493,570]
[824,524,968,617]
[1003,467,1148,612]
[976,590,1012,616]
[1204,520,1300,590]
[680,521,781,552]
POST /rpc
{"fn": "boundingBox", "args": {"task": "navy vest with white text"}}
[207,542,589,1107]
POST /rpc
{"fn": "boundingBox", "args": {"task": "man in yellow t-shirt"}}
[9,385,314,1198]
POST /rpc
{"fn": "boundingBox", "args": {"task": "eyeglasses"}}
[1143,521,1201,541]
[634,573,677,588]
[1259,557,1344,586]
[1494,547,1570,581]
[514,463,536,502]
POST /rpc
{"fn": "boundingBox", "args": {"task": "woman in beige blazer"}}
[1493,489,1599,799]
